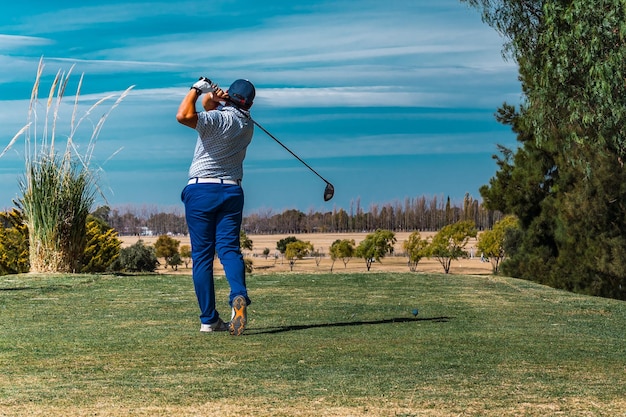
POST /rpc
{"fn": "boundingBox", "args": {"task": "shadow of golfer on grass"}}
[246,316,452,335]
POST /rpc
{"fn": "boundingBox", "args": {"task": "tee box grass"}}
[1,272,624,416]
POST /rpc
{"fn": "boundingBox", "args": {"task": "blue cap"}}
[228,79,255,109]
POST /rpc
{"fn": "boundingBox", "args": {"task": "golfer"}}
[176,77,255,336]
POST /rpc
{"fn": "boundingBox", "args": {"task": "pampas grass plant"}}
[1,58,133,272]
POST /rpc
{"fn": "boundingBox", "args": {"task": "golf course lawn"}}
[1,272,624,416]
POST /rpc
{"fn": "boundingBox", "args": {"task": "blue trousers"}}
[181,183,250,325]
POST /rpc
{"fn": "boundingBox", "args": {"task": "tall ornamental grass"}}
[21,155,94,272]
[1,58,133,272]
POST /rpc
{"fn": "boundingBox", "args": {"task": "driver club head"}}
[324,183,335,202]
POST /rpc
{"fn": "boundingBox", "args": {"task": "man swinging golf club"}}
[176,77,255,336]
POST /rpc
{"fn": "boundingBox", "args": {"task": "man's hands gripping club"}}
[177,77,227,128]
[192,77,229,111]
[191,77,217,95]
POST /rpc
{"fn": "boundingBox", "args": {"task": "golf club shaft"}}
[251,119,331,185]
[218,85,332,187]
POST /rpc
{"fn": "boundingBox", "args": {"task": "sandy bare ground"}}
[121,232,494,275]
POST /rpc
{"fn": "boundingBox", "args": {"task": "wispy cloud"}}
[4,2,197,34]
[0,34,52,50]
[93,9,507,69]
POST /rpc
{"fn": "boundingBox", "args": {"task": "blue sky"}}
[0,0,520,215]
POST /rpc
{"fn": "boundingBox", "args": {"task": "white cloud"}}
[0,34,51,50]
[5,2,198,34]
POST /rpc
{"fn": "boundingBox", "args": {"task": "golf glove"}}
[191,77,216,95]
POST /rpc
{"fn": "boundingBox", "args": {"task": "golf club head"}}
[324,183,335,201]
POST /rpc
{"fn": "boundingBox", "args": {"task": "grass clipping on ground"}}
[0,272,624,417]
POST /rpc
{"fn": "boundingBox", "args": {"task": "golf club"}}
[200,78,334,202]
[249,119,335,202]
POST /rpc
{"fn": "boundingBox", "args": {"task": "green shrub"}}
[0,209,29,275]
[110,240,158,273]
[80,216,121,273]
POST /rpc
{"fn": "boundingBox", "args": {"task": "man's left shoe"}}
[200,318,229,332]
[229,295,247,336]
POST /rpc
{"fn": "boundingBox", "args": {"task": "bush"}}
[0,209,29,275]
[80,216,122,273]
[110,240,159,273]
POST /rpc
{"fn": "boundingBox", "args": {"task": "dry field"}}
[121,232,493,275]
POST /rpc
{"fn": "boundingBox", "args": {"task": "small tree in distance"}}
[276,236,298,255]
[179,244,191,268]
[356,230,396,271]
[312,248,323,267]
[240,230,253,251]
[427,220,477,274]
[168,252,182,271]
[329,239,355,272]
[403,231,429,272]
[285,240,313,271]
[154,235,180,269]
[477,215,519,274]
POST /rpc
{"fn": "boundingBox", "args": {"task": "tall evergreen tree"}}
[465,0,626,299]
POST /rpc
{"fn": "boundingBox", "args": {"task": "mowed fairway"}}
[1,272,624,416]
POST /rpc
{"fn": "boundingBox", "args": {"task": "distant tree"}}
[91,205,111,225]
[285,240,313,271]
[240,230,253,251]
[146,212,187,235]
[278,209,305,232]
[356,229,396,271]
[110,209,142,236]
[329,239,356,272]
[403,231,429,272]
[179,244,192,268]
[244,258,253,274]
[276,236,298,254]
[237,230,254,273]
[154,235,180,269]
[427,221,477,274]
[80,215,122,273]
[168,252,182,271]
[262,248,270,259]
[477,215,520,274]
[312,248,323,267]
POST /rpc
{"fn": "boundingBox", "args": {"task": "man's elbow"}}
[176,112,196,128]
[176,111,187,124]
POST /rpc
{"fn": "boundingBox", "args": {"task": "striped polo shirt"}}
[188,106,254,181]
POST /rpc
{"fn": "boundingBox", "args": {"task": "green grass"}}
[1,272,624,416]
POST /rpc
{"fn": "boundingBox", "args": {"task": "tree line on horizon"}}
[91,193,503,236]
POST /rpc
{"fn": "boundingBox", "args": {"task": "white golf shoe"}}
[200,318,229,332]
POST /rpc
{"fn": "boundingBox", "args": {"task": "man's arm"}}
[176,88,229,129]
[176,89,200,129]
[202,87,229,111]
